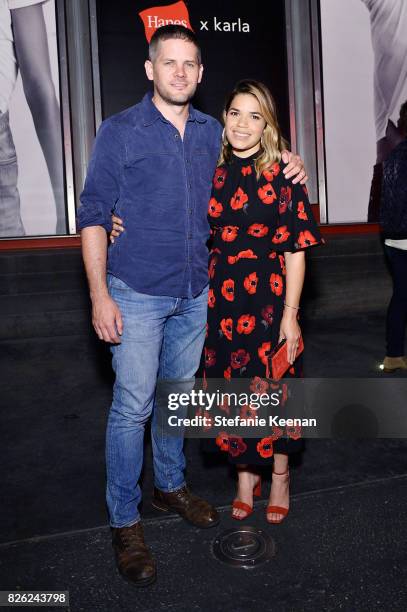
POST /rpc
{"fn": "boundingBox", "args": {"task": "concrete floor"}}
[1,313,406,611]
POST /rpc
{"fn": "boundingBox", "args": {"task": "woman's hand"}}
[278,312,302,365]
[110,215,124,244]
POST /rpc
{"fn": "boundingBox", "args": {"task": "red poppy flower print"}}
[208,256,217,279]
[218,397,230,415]
[247,223,269,238]
[236,314,256,335]
[270,273,283,296]
[263,162,280,182]
[287,425,302,440]
[205,348,216,368]
[240,404,257,421]
[279,186,292,214]
[231,349,251,370]
[208,197,223,218]
[230,187,249,210]
[297,230,318,248]
[228,436,247,457]
[272,225,291,244]
[213,167,227,189]
[241,165,252,176]
[279,254,286,275]
[269,251,277,259]
[243,272,258,294]
[221,226,239,242]
[215,431,229,451]
[208,288,215,308]
[250,376,269,394]
[280,383,289,406]
[270,426,284,441]
[256,437,274,458]
[221,279,235,301]
[297,201,308,221]
[261,305,274,327]
[258,342,271,366]
[220,317,233,341]
[203,416,214,432]
[228,249,258,264]
[224,366,231,381]
[258,183,277,204]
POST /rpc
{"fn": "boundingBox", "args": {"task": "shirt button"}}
[188,208,193,214]
[174,134,179,139]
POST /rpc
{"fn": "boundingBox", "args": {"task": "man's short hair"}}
[149,25,201,64]
[398,100,407,136]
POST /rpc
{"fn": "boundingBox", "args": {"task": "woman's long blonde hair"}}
[218,80,288,178]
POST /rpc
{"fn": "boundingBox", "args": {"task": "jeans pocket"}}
[108,274,130,292]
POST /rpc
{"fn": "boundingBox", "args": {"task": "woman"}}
[203,79,322,523]
[111,79,323,523]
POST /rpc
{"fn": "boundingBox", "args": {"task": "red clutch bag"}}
[268,336,304,381]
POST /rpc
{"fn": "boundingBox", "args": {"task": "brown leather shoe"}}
[382,356,407,373]
[152,486,219,528]
[111,522,156,587]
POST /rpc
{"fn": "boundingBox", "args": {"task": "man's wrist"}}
[90,287,109,301]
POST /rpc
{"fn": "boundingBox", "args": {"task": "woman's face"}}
[224,93,267,157]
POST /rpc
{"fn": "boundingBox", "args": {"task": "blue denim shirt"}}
[77,92,222,298]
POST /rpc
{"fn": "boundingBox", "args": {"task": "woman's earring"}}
[222,128,228,146]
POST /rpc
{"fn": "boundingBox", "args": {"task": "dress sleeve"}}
[271,175,324,253]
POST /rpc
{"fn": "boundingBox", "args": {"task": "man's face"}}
[145,38,203,106]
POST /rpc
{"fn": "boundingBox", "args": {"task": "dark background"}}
[96,0,290,141]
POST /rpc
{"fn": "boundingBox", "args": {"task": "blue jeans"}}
[106,274,208,527]
[0,111,25,237]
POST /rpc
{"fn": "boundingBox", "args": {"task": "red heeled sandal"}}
[232,476,262,520]
[266,469,290,524]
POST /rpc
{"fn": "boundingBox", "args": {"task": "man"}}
[78,25,307,587]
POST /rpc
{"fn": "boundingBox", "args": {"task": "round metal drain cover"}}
[212,527,275,568]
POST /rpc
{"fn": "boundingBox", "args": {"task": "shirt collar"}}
[141,91,207,126]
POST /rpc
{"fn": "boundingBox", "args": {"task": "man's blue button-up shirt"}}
[77,92,222,297]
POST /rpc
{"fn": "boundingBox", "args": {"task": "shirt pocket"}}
[193,148,218,185]
[125,152,180,197]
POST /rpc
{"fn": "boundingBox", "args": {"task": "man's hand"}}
[91,293,123,343]
[281,150,308,184]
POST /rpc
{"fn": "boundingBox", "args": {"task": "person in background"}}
[0,0,65,236]
[380,100,407,372]
[362,0,407,221]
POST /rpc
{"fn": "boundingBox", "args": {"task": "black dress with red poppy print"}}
[202,152,323,465]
